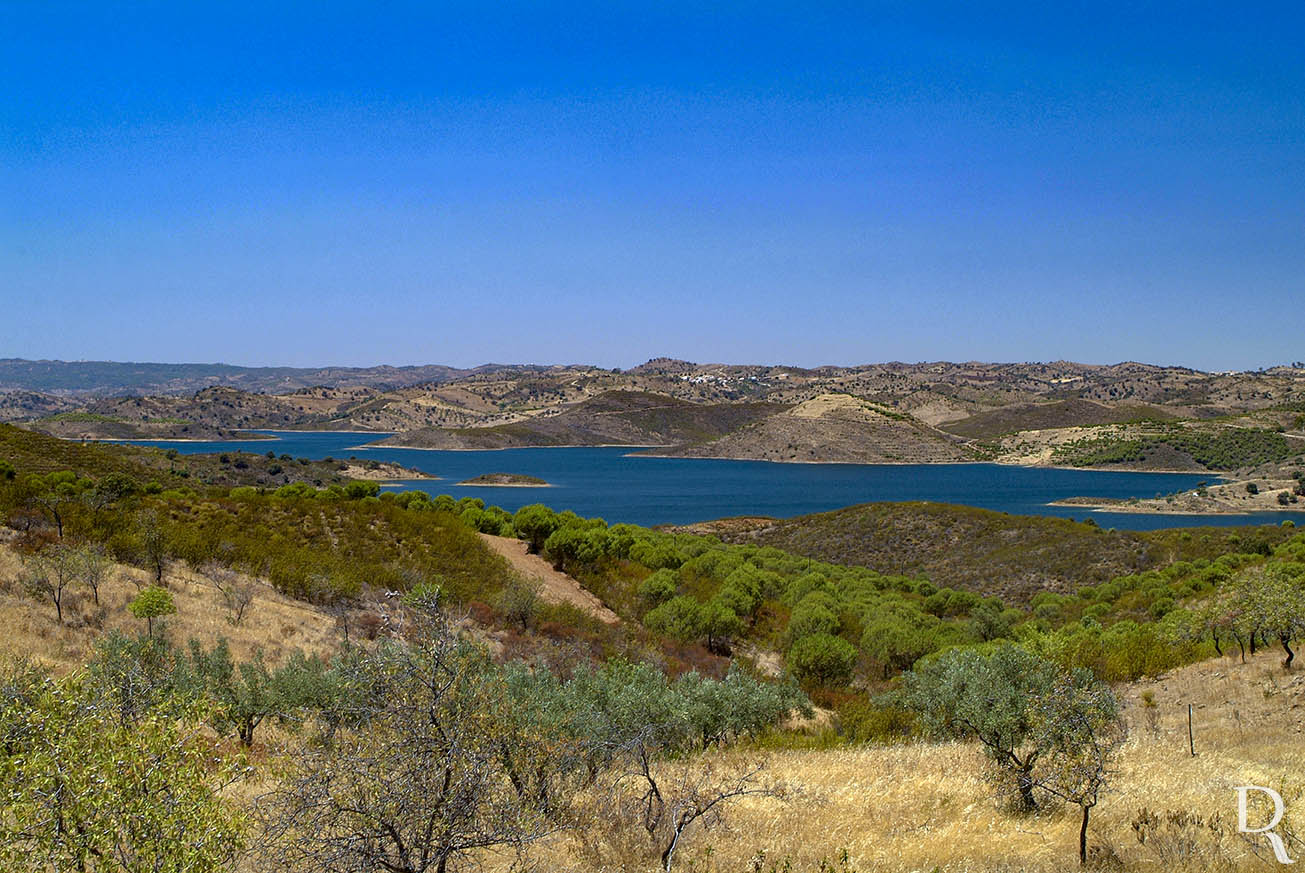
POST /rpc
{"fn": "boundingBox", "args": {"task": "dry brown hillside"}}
[656,393,973,463]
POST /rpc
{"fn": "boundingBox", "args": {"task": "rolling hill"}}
[674,501,1298,603]
[5,359,1304,473]
[379,390,788,448]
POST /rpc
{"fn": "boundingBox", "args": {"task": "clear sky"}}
[3,2,1302,371]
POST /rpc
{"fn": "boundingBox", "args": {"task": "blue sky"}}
[3,2,1302,370]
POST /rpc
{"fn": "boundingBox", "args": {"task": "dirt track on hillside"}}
[478,534,620,624]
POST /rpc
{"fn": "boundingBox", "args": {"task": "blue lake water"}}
[122,431,1305,531]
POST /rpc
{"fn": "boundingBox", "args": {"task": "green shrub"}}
[788,633,857,686]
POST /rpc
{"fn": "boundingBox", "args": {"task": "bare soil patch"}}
[477,534,619,624]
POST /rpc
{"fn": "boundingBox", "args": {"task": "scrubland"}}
[527,650,1305,873]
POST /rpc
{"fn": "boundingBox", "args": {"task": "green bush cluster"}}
[503,503,1018,685]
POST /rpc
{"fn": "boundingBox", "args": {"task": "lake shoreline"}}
[106,432,1303,531]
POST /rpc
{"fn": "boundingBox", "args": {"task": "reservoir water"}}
[123,431,1305,531]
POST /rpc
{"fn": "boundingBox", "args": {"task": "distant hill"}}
[380,390,787,449]
[0,358,488,396]
[650,393,974,463]
[6,358,1304,472]
[938,398,1177,440]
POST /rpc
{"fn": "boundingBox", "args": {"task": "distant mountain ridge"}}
[0,358,506,396]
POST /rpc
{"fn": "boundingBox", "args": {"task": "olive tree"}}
[557,660,806,871]
[1231,565,1305,669]
[137,510,170,586]
[256,608,563,873]
[898,642,1122,820]
[78,543,112,607]
[189,639,333,747]
[1034,672,1127,865]
[200,562,257,626]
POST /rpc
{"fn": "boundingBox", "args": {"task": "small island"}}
[457,472,551,487]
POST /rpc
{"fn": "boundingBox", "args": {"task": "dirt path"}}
[478,534,620,624]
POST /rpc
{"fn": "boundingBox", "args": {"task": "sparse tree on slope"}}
[20,543,83,624]
[129,585,176,637]
[898,642,1122,822]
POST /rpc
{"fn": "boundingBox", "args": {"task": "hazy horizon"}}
[2,354,1300,375]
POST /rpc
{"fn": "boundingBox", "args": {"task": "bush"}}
[643,596,704,644]
[837,698,919,744]
[788,633,857,687]
[496,576,541,630]
[513,504,559,553]
[637,569,678,609]
[787,598,840,642]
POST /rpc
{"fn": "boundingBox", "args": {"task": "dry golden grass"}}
[526,651,1305,873]
[0,542,338,673]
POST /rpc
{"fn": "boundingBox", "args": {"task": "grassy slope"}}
[530,649,1305,873]
[693,501,1297,603]
[0,543,337,673]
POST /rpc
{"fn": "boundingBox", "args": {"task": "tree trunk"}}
[1281,633,1295,670]
[1211,628,1222,656]
[1079,804,1091,865]
[1016,767,1037,812]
